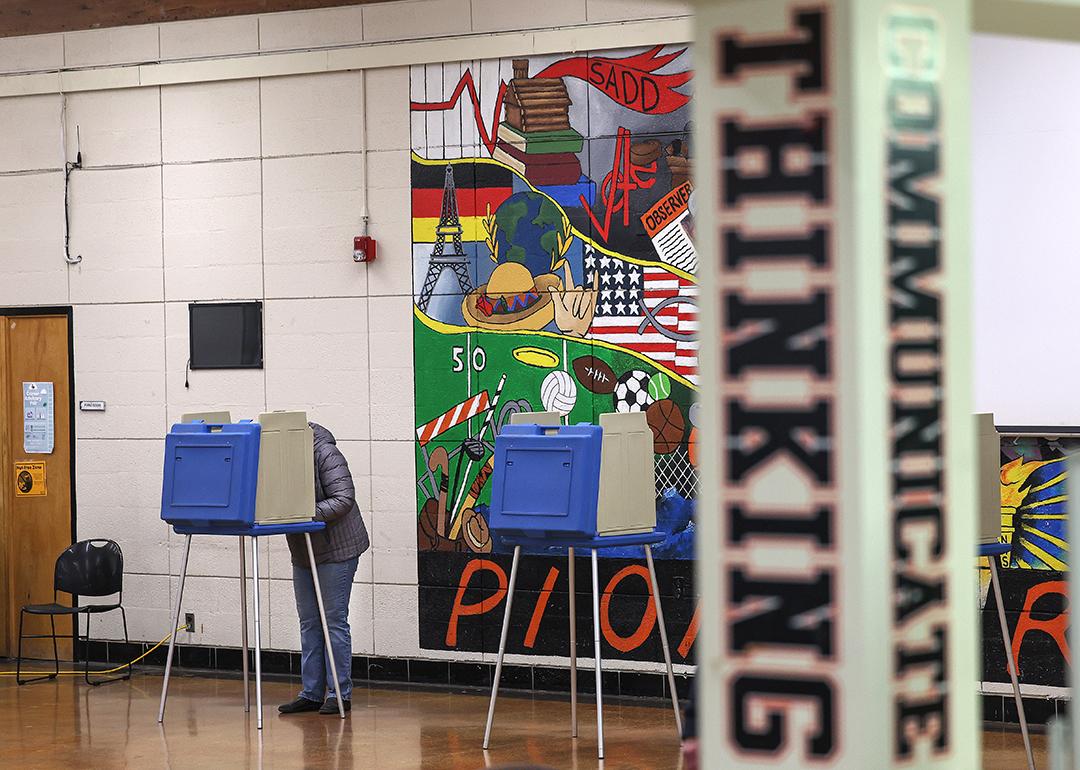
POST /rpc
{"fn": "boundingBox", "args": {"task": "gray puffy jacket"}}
[287,423,370,567]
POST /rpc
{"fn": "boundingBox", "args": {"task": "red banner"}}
[537,46,691,115]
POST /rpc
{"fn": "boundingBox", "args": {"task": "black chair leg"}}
[83,613,93,686]
[120,607,132,681]
[85,609,130,687]
[17,610,60,686]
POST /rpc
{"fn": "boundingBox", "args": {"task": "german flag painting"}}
[411,158,514,243]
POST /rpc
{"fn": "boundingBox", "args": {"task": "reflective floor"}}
[0,670,1049,769]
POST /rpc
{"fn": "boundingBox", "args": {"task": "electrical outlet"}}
[184,612,195,633]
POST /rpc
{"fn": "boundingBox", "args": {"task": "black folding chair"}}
[17,539,131,686]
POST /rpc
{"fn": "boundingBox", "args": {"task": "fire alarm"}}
[353,236,376,263]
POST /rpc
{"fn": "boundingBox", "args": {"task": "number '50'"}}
[451,346,486,373]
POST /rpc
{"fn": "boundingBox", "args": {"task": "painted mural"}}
[978,436,1077,719]
[410,47,697,660]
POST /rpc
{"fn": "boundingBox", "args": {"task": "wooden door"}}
[0,313,74,659]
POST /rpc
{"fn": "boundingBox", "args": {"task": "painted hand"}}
[548,262,599,338]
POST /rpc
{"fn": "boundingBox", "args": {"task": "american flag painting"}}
[585,250,698,383]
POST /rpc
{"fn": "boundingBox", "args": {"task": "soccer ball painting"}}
[613,370,654,413]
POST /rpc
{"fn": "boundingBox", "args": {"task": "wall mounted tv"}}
[189,302,263,370]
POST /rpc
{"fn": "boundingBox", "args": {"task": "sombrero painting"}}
[462,262,562,331]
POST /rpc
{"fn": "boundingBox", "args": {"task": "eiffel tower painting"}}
[417,164,473,313]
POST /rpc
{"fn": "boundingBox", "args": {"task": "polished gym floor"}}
[0,670,1048,769]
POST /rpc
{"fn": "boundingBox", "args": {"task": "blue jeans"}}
[293,556,357,702]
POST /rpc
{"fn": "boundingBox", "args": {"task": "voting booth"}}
[483,412,679,759]
[157,411,345,729]
[490,412,656,541]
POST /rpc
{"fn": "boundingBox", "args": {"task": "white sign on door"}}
[23,381,55,454]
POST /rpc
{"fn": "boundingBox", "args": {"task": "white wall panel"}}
[263,297,371,439]
[67,165,164,304]
[160,17,260,61]
[258,5,366,51]
[161,79,261,163]
[262,153,367,298]
[64,87,161,167]
[73,303,165,439]
[163,159,263,301]
[0,94,62,172]
[64,24,160,69]
[0,172,67,306]
[362,0,472,41]
[261,71,364,156]
[0,33,64,75]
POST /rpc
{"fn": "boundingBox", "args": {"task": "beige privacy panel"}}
[180,411,233,425]
[976,414,1001,544]
[597,412,655,536]
[507,411,562,427]
[254,411,315,524]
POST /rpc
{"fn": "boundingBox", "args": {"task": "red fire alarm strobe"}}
[353,236,376,263]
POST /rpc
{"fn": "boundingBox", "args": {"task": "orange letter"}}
[1011,580,1070,671]
[524,567,560,649]
[446,559,507,647]
[601,565,657,653]
[678,601,701,659]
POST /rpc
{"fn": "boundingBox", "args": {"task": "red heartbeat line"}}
[411,70,509,156]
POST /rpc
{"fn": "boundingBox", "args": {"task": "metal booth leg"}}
[568,546,577,739]
[645,544,683,737]
[158,533,192,723]
[483,544,521,750]
[239,536,250,712]
[304,533,345,719]
[591,549,604,760]
[252,537,264,730]
[990,558,1035,770]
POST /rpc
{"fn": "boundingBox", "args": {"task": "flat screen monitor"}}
[189,302,263,370]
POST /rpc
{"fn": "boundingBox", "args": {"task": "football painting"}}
[410,47,699,661]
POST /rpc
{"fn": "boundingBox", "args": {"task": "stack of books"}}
[492,123,585,186]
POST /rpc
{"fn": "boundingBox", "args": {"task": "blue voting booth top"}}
[489,424,606,540]
[160,420,325,537]
[161,421,261,530]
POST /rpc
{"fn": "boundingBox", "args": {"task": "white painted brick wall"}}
[362,0,473,41]
[160,17,260,60]
[73,303,166,439]
[258,5,366,51]
[261,71,364,156]
[64,88,162,167]
[262,153,367,298]
[161,80,261,163]
[0,0,690,666]
[163,159,263,301]
[67,166,164,304]
[473,0,586,32]
[63,24,160,68]
[0,172,67,306]
[0,33,63,74]
[0,94,62,172]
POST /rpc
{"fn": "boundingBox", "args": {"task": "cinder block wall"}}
[0,0,690,663]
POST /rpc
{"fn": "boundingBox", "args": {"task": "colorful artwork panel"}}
[411,45,696,661]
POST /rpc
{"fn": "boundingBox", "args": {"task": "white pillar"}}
[694,1,977,767]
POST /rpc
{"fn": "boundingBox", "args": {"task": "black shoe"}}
[320,697,351,715]
[278,697,322,714]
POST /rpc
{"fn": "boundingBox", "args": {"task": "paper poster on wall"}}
[14,461,46,497]
[23,381,54,454]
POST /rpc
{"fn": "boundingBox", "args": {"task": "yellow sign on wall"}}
[14,461,46,497]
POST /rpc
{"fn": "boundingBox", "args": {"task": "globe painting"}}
[492,191,565,275]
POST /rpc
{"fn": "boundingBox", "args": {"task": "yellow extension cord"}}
[0,626,185,677]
